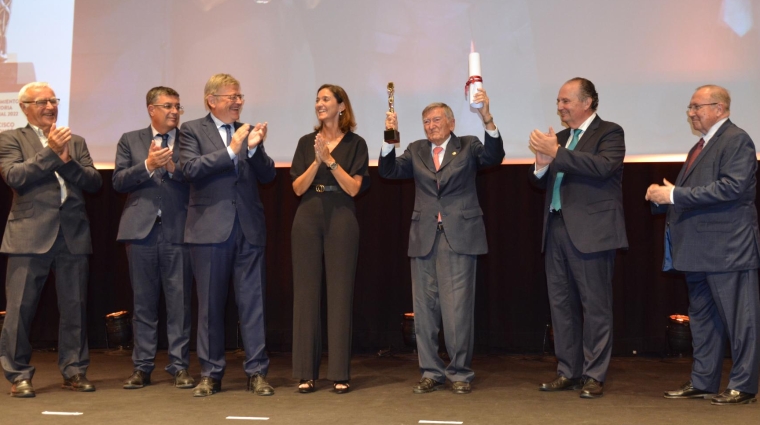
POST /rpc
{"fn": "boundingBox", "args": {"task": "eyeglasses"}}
[151,103,184,114]
[211,94,244,102]
[21,98,60,107]
[686,103,718,112]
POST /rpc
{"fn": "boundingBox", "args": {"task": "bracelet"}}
[483,116,494,125]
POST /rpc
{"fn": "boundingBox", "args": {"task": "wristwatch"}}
[327,161,338,171]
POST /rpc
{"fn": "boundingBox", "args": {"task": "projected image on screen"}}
[33,0,760,166]
[1,0,75,131]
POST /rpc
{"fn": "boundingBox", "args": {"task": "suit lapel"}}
[680,119,732,183]
[22,125,45,153]
[438,133,461,170]
[202,113,227,151]
[170,127,181,163]
[416,139,436,173]
[573,115,601,153]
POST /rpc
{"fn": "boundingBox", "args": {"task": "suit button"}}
[59,206,63,210]
[232,200,236,205]
[161,178,165,182]
[437,196,441,200]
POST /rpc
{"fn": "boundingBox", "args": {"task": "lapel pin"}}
[452,152,457,156]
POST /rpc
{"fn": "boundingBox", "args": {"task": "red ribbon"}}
[465,75,483,99]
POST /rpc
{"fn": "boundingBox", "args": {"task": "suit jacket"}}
[530,115,628,254]
[112,126,189,243]
[0,125,102,254]
[379,131,504,257]
[654,119,760,272]
[179,114,276,246]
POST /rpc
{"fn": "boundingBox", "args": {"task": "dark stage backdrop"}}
[2,162,741,356]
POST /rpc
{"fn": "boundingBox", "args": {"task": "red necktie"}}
[685,138,705,172]
[433,147,443,222]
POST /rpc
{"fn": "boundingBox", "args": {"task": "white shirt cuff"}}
[380,141,395,157]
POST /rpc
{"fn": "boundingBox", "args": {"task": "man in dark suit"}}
[0,82,102,397]
[379,89,504,394]
[529,77,627,399]
[179,74,276,397]
[647,85,760,405]
[113,86,194,390]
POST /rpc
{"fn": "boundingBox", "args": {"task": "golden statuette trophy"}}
[384,82,400,145]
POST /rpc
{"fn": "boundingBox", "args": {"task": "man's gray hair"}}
[18,82,51,102]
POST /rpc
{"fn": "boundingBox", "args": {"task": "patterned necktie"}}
[433,146,443,222]
[550,128,582,211]
[685,138,705,172]
[159,133,169,149]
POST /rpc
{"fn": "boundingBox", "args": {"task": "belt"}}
[436,222,444,232]
[312,184,341,193]
[155,216,162,224]
[549,209,562,216]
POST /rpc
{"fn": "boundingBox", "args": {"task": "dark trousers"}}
[190,217,268,380]
[410,228,476,384]
[545,214,614,382]
[686,270,760,394]
[0,230,89,383]
[291,193,358,382]
[125,221,192,375]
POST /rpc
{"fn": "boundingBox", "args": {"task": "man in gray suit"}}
[179,74,276,397]
[647,85,760,405]
[113,86,194,390]
[529,78,627,399]
[0,82,102,397]
[379,89,504,394]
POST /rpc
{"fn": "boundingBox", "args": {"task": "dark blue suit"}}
[654,119,760,395]
[179,114,276,380]
[112,126,192,376]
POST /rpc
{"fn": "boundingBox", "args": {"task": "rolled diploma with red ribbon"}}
[466,51,483,109]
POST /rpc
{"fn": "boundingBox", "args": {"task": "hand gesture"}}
[146,142,172,172]
[228,124,251,155]
[473,88,492,122]
[529,127,559,158]
[47,122,72,161]
[645,179,675,204]
[247,122,268,149]
[314,133,330,164]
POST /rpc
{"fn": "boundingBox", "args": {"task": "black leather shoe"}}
[539,376,583,391]
[413,377,444,394]
[174,370,195,389]
[664,381,713,399]
[451,381,471,394]
[11,379,35,398]
[123,370,151,389]
[248,373,274,396]
[62,374,96,392]
[580,378,604,399]
[193,377,221,397]
[711,389,757,405]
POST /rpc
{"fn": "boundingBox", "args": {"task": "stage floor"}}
[2,350,756,424]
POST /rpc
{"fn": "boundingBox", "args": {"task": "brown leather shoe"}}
[412,377,444,394]
[62,374,96,392]
[123,370,151,389]
[174,369,195,389]
[192,376,221,397]
[539,375,583,391]
[248,373,274,396]
[580,378,604,399]
[11,379,35,398]
[711,389,757,405]
[451,381,471,394]
[664,381,714,399]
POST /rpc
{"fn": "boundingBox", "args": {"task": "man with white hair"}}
[0,82,102,398]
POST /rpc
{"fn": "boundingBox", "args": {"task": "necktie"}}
[550,128,582,211]
[222,124,238,172]
[159,133,169,149]
[685,138,705,172]
[433,146,443,222]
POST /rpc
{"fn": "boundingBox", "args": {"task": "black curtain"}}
[0,163,720,355]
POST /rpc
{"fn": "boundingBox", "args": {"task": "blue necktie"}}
[159,133,169,149]
[222,124,238,172]
[550,128,582,211]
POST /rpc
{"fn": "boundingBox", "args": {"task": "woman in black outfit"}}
[290,84,369,394]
